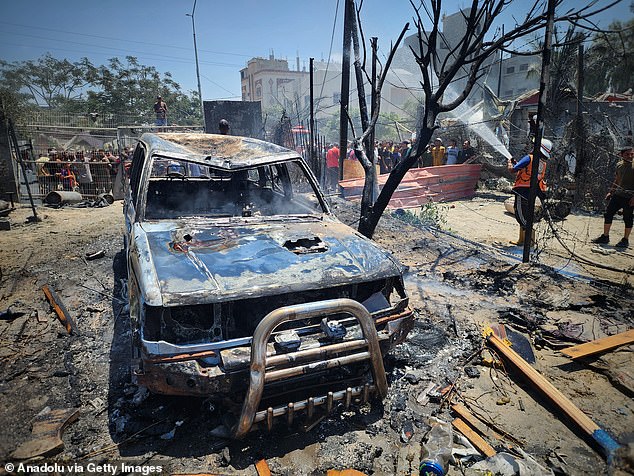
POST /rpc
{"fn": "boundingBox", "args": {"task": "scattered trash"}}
[401,420,415,443]
[467,450,554,476]
[132,386,150,406]
[159,420,183,440]
[11,408,79,460]
[464,366,480,378]
[420,417,453,476]
[85,250,106,261]
[89,397,105,412]
[417,382,437,405]
[496,396,511,406]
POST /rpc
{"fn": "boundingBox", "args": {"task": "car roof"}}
[141,132,301,169]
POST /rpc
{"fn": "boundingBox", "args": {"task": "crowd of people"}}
[33,147,134,196]
[324,137,479,188]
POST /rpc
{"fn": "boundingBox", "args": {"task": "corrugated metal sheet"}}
[338,164,482,209]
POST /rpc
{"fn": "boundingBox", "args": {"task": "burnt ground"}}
[0,196,633,475]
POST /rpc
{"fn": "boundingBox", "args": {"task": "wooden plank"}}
[452,417,497,458]
[255,459,272,476]
[451,404,502,441]
[561,329,634,359]
[42,284,78,335]
[488,334,620,460]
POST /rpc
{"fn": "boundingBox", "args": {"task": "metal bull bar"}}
[233,298,388,438]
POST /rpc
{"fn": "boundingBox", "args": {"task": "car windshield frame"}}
[141,154,329,221]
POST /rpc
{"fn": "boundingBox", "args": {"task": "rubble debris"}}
[452,417,497,458]
[85,250,106,261]
[466,450,554,476]
[487,334,621,462]
[0,308,25,321]
[42,284,79,335]
[11,408,79,459]
[400,420,415,443]
[0,219,10,231]
[561,329,634,359]
[326,470,367,476]
[417,382,437,405]
[464,366,480,378]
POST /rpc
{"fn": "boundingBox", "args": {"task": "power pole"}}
[309,57,315,175]
[523,0,555,262]
[497,25,504,97]
[338,0,354,182]
[187,0,205,129]
[370,37,379,201]
[574,43,585,203]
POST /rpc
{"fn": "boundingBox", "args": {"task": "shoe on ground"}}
[591,234,609,244]
[615,238,629,248]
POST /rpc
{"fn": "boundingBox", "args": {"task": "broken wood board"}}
[451,404,502,441]
[452,417,497,457]
[255,459,272,476]
[487,334,621,461]
[561,329,634,359]
[11,408,79,459]
[42,284,79,335]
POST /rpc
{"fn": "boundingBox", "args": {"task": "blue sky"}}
[0,0,631,100]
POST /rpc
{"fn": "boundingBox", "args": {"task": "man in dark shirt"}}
[459,140,476,164]
[592,146,634,248]
[154,96,168,127]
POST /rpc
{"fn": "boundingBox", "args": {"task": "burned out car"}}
[124,133,413,437]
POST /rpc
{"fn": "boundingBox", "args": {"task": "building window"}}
[505,66,515,74]
[333,92,341,105]
[520,63,528,71]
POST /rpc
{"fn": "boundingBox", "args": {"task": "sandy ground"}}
[0,194,632,475]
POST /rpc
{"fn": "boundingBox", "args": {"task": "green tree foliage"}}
[0,54,202,125]
[585,18,634,95]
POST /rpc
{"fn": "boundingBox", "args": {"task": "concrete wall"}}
[203,100,263,138]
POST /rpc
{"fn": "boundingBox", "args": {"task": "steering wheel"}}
[166,171,186,179]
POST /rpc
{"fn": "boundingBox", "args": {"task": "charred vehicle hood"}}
[133,219,403,306]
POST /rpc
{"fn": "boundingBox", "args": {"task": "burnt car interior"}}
[144,157,324,219]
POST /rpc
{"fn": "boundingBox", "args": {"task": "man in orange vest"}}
[507,138,553,245]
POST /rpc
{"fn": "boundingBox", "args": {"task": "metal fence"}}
[12,117,203,201]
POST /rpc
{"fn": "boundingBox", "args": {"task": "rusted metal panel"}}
[339,164,482,209]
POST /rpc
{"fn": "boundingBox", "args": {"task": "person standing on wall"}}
[592,145,634,249]
[507,138,553,246]
[219,119,230,135]
[154,96,168,129]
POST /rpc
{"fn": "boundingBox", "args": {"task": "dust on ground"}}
[0,191,632,475]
